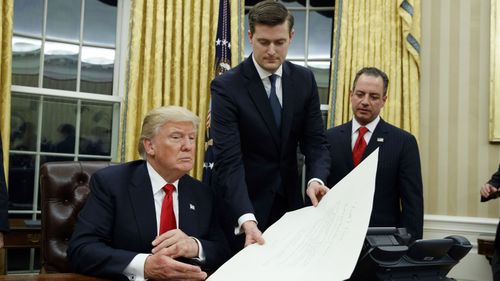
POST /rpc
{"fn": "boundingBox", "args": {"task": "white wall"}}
[424,215,497,281]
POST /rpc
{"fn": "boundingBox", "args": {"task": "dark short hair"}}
[352,67,389,96]
[248,0,294,34]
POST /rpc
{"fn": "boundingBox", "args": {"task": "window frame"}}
[8,0,129,221]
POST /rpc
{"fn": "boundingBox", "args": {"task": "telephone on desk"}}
[349,227,472,281]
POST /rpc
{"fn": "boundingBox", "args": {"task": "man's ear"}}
[289,29,295,42]
[143,138,154,156]
[248,30,253,44]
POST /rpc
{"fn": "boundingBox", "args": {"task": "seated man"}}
[68,106,230,281]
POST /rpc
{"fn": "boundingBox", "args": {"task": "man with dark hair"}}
[68,106,230,281]
[326,67,424,240]
[211,0,330,253]
[480,164,500,281]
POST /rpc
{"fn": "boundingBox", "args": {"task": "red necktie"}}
[352,127,368,167]
[159,183,176,234]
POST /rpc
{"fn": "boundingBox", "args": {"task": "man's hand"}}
[242,221,264,247]
[480,183,499,198]
[144,248,207,280]
[151,229,199,259]
[306,181,329,206]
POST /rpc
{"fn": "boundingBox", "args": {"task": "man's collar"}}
[352,116,380,134]
[146,161,180,193]
[251,54,283,79]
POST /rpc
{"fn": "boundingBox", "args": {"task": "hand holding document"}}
[208,149,379,281]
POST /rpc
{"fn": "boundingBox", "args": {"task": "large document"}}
[208,149,379,281]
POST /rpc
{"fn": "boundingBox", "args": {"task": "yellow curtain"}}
[232,0,245,67]
[120,0,242,180]
[328,0,421,138]
[0,0,12,180]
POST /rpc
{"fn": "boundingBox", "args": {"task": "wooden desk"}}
[0,273,108,280]
[4,219,41,249]
[478,235,496,262]
[0,219,42,274]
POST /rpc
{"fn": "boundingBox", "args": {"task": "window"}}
[244,0,335,124]
[8,0,128,272]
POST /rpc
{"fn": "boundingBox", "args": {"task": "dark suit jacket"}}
[481,165,500,250]
[67,160,229,280]
[326,119,424,240]
[490,165,500,188]
[0,134,9,232]
[211,56,330,233]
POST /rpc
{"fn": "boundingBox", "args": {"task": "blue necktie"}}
[268,74,281,129]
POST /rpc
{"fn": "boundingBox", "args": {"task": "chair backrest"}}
[40,161,112,273]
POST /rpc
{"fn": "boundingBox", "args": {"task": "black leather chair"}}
[40,161,112,273]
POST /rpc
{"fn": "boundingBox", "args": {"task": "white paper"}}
[208,148,379,281]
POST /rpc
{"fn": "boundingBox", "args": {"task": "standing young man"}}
[211,0,330,253]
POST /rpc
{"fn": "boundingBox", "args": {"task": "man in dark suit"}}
[68,106,230,281]
[326,67,424,240]
[0,133,10,247]
[211,0,330,253]
[480,164,500,281]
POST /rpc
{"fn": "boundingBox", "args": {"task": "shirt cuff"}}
[307,178,324,187]
[191,237,206,262]
[123,253,149,281]
[234,213,257,235]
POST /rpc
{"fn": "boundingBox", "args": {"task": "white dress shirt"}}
[351,116,381,149]
[123,162,204,280]
[252,54,283,106]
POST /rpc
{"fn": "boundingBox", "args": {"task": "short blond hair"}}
[138,106,200,159]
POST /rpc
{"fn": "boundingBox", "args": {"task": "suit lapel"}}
[128,162,157,244]
[243,57,281,148]
[341,122,356,168]
[365,119,388,158]
[177,176,197,235]
[280,62,293,145]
